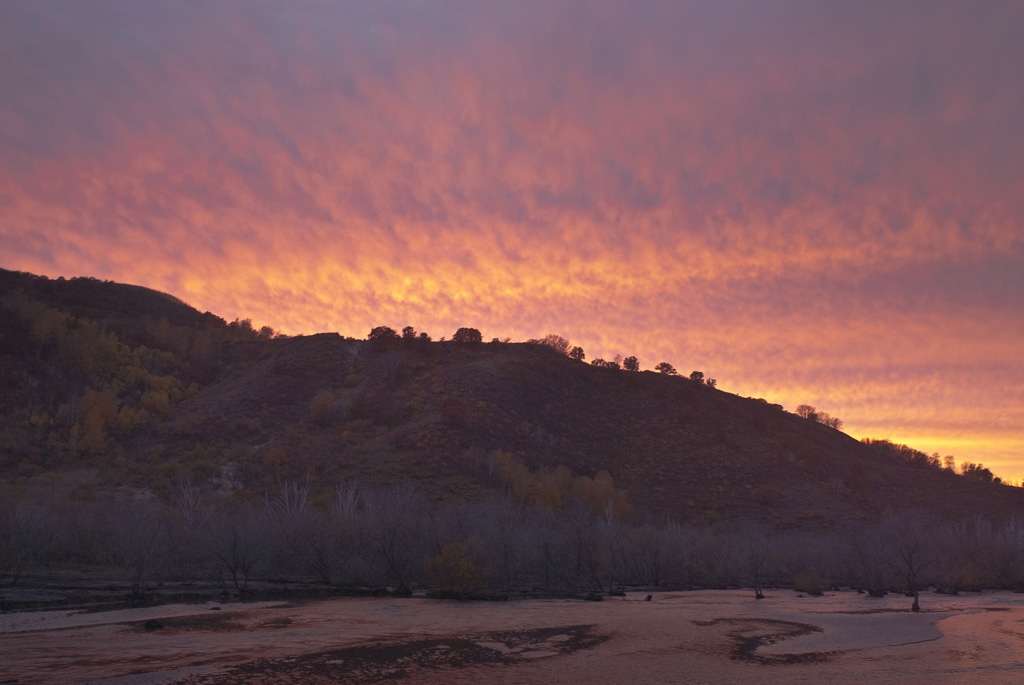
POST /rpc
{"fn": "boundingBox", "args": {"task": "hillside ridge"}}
[1,267,1017,528]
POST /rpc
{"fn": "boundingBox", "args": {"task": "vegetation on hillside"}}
[1,268,1020,599]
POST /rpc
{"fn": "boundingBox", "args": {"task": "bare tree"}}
[370,485,425,593]
[107,505,168,596]
[845,530,893,597]
[498,501,538,590]
[332,482,362,516]
[882,513,934,611]
[796,404,818,420]
[173,477,207,528]
[267,478,312,522]
[0,503,55,585]
[208,507,265,591]
[168,478,211,579]
[742,528,773,599]
[618,525,665,587]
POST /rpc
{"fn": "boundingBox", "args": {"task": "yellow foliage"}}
[492,452,631,518]
[534,475,563,510]
[78,414,106,453]
[117,406,145,434]
[81,387,118,422]
[424,540,488,595]
[76,387,119,452]
[139,389,171,417]
[310,390,336,427]
[262,445,289,467]
[31,307,67,342]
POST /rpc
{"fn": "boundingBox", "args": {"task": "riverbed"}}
[3,589,1024,683]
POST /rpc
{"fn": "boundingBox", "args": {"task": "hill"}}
[0,267,1018,529]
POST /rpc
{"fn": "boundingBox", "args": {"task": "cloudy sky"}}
[2,1,1022,478]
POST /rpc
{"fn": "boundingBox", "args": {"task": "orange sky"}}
[1,1,1022,480]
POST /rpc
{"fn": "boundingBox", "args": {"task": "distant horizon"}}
[2,2,1021,481]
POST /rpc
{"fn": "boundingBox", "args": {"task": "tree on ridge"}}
[452,327,483,343]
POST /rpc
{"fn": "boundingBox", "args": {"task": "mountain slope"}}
[1,268,1018,529]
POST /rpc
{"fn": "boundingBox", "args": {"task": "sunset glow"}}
[1,2,1022,477]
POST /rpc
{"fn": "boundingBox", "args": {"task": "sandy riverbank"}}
[2,589,1023,683]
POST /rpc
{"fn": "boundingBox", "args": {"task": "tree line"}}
[368,328,718,387]
[3,483,1023,606]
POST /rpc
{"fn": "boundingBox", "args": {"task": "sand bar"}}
[2,590,1024,683]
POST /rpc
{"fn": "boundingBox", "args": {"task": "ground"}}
[3,590,1024,683]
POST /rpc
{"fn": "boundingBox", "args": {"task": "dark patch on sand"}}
[180,624,608,683]
[695,618,832,664]
[126,613,246,633]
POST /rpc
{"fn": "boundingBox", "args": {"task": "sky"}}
[1,1,1022,479]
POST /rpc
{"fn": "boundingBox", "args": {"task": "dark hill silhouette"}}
[1,267,1018,529]
[0,269,219,343]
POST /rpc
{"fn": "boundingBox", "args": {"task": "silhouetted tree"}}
[689,370,704,383]
[401,326,416,340]
[655,362,677,375]
[452,327,482,343]
[795,404,818,420]
[819,414,842,430]
[706,378,717,388]
[534,334,570,355]
[228,318,256,337]
[797,404,842,429]
[623,356,640,372]
[418,331,432,342]
[569,346,586,362]
[960,462,995,483]
[368,326,398,341]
